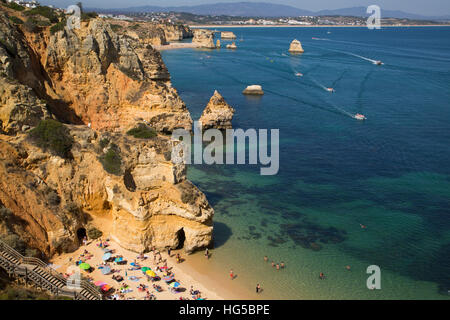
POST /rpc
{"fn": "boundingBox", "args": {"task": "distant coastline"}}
[190,24,450,28]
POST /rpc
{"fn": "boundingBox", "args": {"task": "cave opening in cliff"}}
[76,228,87,243]
[176,228,186,249]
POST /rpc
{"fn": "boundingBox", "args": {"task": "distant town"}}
[4,1,450,26]
[92,10,450,27]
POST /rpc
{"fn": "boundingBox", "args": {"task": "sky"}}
[39,0,450,16]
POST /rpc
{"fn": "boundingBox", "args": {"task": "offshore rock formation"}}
[289,39,304,53]
[221,31,236,39]
[117,22,193,46]
[243,85,264,95]
[199,90,235,130]
[160,23,193,41]
[193,29,216,49]
[226,42,237,49]
[0,126,213,255]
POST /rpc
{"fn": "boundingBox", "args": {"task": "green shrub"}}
[0,38,17,56]
[81,11,98,21]
[87,227,102,240]
[99,137,110,149]
[23,17,39,33]
[50,19,66,34]
[29,120,73,158]
[6,2,25,11]
[99,145,122,175]
[24,6,58,23]
[47,190,60,206]
[110,24,122,32]
[0,205,13,222]
[0,234,26,255]
[9,16,23,24]
[126,124,157,139]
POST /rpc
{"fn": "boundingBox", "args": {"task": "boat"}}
[354,113,366,120]
[326,88,335,93]
[374,60,383,65]
[295,72,303,77]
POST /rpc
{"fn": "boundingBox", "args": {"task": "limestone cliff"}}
[0,125,213,255]
[221,31,236,39]
[199,90,235,130]
[0,6,214,257]
[289,39,304,53]
[0,11,192,134]
[192,29,216,49]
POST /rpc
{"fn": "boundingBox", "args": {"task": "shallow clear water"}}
[161,27,450,299]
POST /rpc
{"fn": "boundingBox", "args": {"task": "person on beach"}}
[280,262,285,269]
[256,284,261,293]
[264,256,268,262]
[230,269,234,280]
[271,261,275,268]
[205,248,209,259]
[167,248,171,257]
[276,264,280,270]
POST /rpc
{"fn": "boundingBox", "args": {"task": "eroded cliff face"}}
[0,7,213,257]
[0,12,192,134]
[0,126,213,255]
[193,29,216,49]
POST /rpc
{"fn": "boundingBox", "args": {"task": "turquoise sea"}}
[161,27,450,299]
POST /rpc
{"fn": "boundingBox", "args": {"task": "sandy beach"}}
[154,42,201,51]
[49,233,263,300]
[50,239,225,300]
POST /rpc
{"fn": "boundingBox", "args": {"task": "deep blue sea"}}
[161,27,450,299]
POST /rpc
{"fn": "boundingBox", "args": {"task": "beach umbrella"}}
[146,270,156,277]
[101,284,112,292]
[141,267,151,273]
[102,252,112,261]
[79,263,90,270]
[163,275,174,282]
[101,266,111,275]
[169,282,180,288]
[115,257,123,263]
[94,281,107,287]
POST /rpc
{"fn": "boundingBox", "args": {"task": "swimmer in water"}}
[319,272,325,280]
[346,265,351,271]
[360,224,367,229]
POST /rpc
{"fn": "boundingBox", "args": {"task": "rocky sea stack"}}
[193,29,216,49]
[199,90,235,130]
[289,39,304,53]
[221,31,237,39]
[0,5,213,256]
[243,85,264,95]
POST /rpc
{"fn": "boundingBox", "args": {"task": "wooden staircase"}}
[0,239,102,300]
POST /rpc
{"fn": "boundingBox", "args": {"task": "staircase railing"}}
[0,238,102,300]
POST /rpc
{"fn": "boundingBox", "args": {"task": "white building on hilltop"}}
[7,0,40,9]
